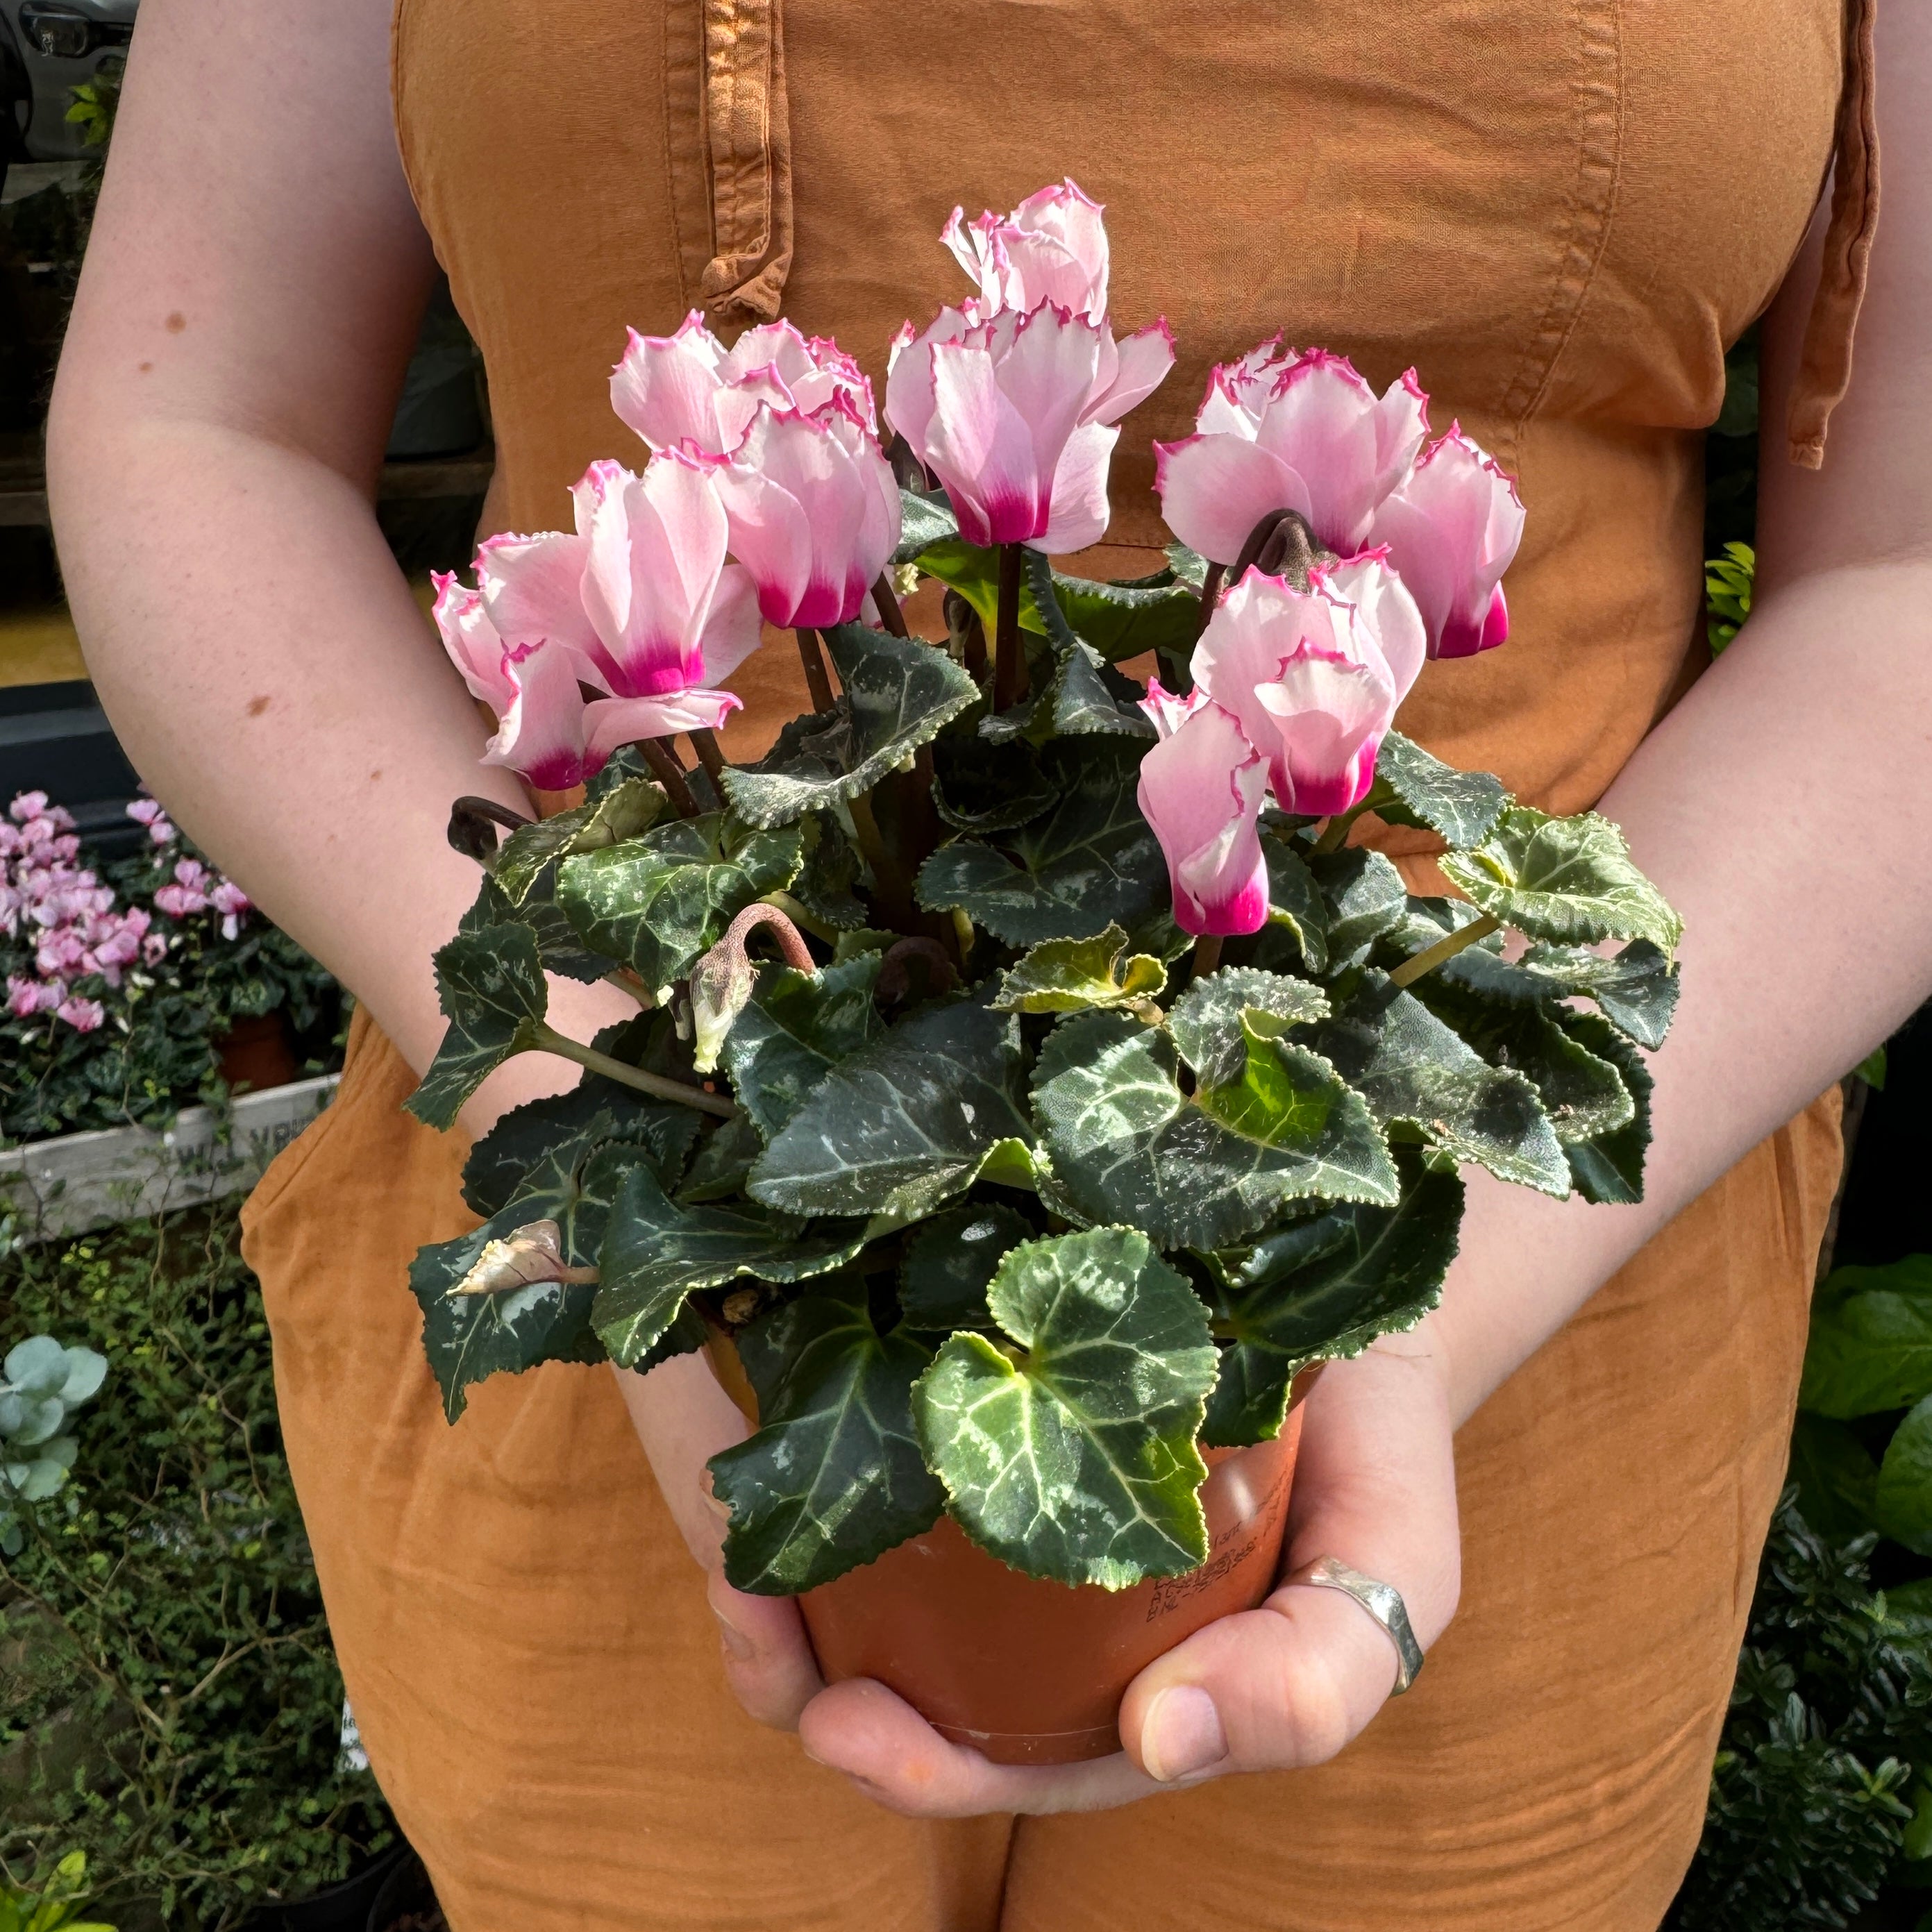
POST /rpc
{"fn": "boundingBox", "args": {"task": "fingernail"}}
[1141,1686,1227,1783]
[712,1609,756,1663]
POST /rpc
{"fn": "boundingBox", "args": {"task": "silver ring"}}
[1291,1556,1425,1695]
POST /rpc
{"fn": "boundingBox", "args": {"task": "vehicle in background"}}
[1,0,133,161]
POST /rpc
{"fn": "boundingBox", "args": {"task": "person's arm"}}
[51,0,823,1723]
[791,7,1932,1813]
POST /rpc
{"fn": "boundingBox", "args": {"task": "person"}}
[47,0,1929,1925]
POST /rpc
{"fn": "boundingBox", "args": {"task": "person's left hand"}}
[791,1325,1464,1816]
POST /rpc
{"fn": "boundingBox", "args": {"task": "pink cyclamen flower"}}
[902,183,1175,553]
[1135,696,1270,938]
[709,400,901,628]
[1156,346,1524,661]
[128,798,178,843]
[1155,346,1429,562]
[1365,425,1524,659]
[8,974,57,1018]
[886,301,1107,549]
[610,312,875,458]
[210,880,251,941]
[9,791,48,823]
[1190,561,1425,818]
[56,996,104,1032]
[142,932,169,966]
[432,449,760,786]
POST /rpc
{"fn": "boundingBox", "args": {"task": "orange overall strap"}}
[1788,0,1881,468]
[697,0,795,328]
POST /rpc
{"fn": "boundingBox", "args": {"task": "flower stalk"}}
[1386,912,1502,989]
[638,739,700,817]
[993,543,1027,711]
[796,628,837,714]
[871,573,910,638]
[529,1020,739,1117]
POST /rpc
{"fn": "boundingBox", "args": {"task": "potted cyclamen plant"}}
[408,181,1681,1764]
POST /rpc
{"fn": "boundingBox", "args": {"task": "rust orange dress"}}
[241,1,1876,1924]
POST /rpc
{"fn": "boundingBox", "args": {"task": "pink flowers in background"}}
[1155,343,1524,660]
[889,180,1174,553]
[1136,559,1427,936]
[1,791,251,1034]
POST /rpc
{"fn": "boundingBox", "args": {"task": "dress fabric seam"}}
[1497,0,1624,470]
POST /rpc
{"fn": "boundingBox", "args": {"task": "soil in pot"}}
[707,1334,1316,1765]
[215,1011,299,1093]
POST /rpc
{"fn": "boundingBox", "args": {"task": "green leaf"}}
[1558,1013,1654,1205]
[897,1202,1035,1331]
[710,1277,944,1593]
[1855,1045,1888,1090]
[1050,637,1159,739]
[1439,805,1683,959]
[406,924,549,1130]
[558,813,804,991]
[916,741,1169,948]
[1519,941,1680,1049]
[461,1072,699,1218]
[1456,1003,1636,1147]
[992,923,1166,1016]
[411,1140,645,1420]
[489,777,667,905]
[1296,974,1572,1197]
[893,485,959,563]
[930,736,1060,835]
[1365,732,1507,848]
[914,1225,1218,1587]
[3,1336,70,1397]
[1257,838,1329,975]
[1032,1011,1397,1251]
[1309,848,1408,969]
[460,871,609,986]
[591,1164,866,1367]
[789,813,869,932]
[1787,1413,1880,1540]
[1876,1395,1932,1555]
[1801,1258,1932,1420]
[1200,1152,1463,1445]
[748,997,1032,1220]
[721,954,884,1140]
[720,626,977,828]
[678,1111,765,1202]
[1166,966,1329,1089]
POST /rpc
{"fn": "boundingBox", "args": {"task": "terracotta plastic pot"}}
[707,1334,1314,1765]
[215,1011,299,1093]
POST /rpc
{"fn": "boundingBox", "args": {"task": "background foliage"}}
[0,1211,392,1931]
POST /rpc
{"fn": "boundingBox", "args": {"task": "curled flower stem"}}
[1191,933,1224,978]
[638,738,700,818]
[871,573,910,639]
[877,936,959,1005]
[993,544,1027,711]
[688,729,728,787]
[1386,912,1502,990]
[447,796,532,866]
[530,1021,739,1118]
[796,628,837,713]
[719,900,816,971]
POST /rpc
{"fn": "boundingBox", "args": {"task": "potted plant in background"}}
[403,181,1681,1763]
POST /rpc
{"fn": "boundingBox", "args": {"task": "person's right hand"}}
[610,1350,826,1729]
